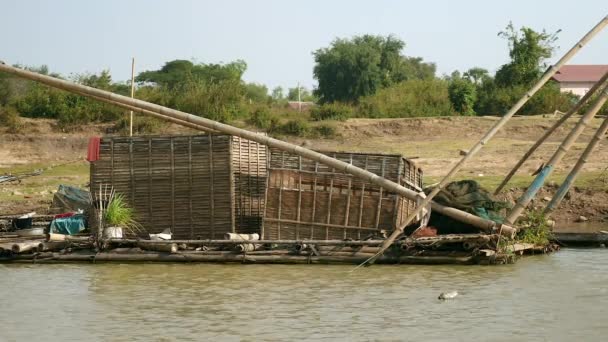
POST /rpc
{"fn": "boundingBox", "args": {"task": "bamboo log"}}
[11,241,43,254]
[367,16,608,264]
[108,239,391,246]
[506,79,608,224]
[545,111,608,214]
[495,70,608,194]
[47,233,91,242]
[137,241,178,253]
[0,243,15,252]
[0,252,475,265]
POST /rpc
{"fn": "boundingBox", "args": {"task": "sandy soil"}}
[1,116,607,228]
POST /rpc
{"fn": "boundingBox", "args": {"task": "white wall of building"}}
[558,81,595,97]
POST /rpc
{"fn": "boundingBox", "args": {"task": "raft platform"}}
[0,234,555,265]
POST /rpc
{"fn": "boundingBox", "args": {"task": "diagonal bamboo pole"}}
[544,96,608,214]
[0,61,507,236]
[494,70,608,195]
[363,15,608,265]
[505,82,608,224]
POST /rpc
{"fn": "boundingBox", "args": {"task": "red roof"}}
[552,65,608,83]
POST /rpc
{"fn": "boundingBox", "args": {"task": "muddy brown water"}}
[0,249,607,341]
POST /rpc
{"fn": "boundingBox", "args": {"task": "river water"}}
[0,248,606,341]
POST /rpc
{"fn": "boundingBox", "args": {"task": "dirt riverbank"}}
[1,116,607,229]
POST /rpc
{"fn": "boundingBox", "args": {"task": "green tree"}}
[448,75,477,116]
[313,35,435,103]
[136,59,247,89]
[494,23,560,87]
[463,67,490,85]
[271,86,284,101]
[244,82,269,103]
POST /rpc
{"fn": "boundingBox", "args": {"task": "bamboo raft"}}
[0,233,556,265]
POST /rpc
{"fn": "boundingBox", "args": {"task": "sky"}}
[1,0,607,91]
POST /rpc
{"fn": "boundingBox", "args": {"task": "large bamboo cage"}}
[262,149,424,240]
[90,134,267,239]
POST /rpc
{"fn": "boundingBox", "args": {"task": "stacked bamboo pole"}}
[505,78,608,224]
[494,70,608,195]
[544,100,608,214]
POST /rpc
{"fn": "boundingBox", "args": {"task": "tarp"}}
[51,185,90,212]
[49,213,86,235]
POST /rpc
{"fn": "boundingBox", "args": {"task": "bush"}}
[310,102,353,121]
[448,78,477,115]
[358,79,455,118]
[248,106,273,129]
[174,79,245,123]
[475,81,576,115]
[313,123,337,138]
[0,105,22,132]
[277,119,311,136]
[115,115,166,134]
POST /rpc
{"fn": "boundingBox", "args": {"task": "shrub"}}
[475,81,575,115]
[310,102,353,121]
[358,79,455,118]
[115,115,166,134]
[314,123,337,138]
[174,79,245,123]
[278,119,311,136]
[248,106,273,129]
[0,105,22,132]
[448,78,477,115]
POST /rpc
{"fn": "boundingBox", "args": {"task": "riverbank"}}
[1,116,607,227]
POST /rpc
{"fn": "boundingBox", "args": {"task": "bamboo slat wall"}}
[90,135,267,239]
[263,149,423,240]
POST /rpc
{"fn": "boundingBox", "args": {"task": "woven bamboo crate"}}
[90,134,267,239]
[263,149,423,240]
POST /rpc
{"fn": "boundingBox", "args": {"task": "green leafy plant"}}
[516,209,552,245]
[104,193,143,235]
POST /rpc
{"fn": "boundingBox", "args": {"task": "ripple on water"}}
[0,249,607,341]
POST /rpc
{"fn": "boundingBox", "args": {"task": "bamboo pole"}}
[366,16,608,264]
[544,106,608,214]
[0,62,505,234]
[505,80,608,224]
[0,252,476,265]
[494,70,608,195]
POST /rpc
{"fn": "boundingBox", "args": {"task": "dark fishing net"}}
[425,180,511,234]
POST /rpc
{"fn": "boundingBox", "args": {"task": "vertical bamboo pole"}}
[545,95,608,214]
[365,16,608,264]
[129,57,135,137]
[495,70,608,194]
[506,81,608,224]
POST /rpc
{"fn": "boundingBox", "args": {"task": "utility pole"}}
[129,57,135,137]
[297,82,302,112]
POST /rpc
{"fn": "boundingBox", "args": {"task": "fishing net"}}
[425,180,511,234]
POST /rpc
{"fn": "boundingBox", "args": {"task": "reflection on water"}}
[1,249,607,341]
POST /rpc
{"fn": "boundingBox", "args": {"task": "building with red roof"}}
[551,65,608,97]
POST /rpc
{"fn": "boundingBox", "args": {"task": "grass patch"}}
[515,209,552,245]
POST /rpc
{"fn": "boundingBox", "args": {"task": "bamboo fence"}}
[90,134,267,239]
[263,149,424,240]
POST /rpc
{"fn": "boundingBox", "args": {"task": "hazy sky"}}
[1,0,606,90]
